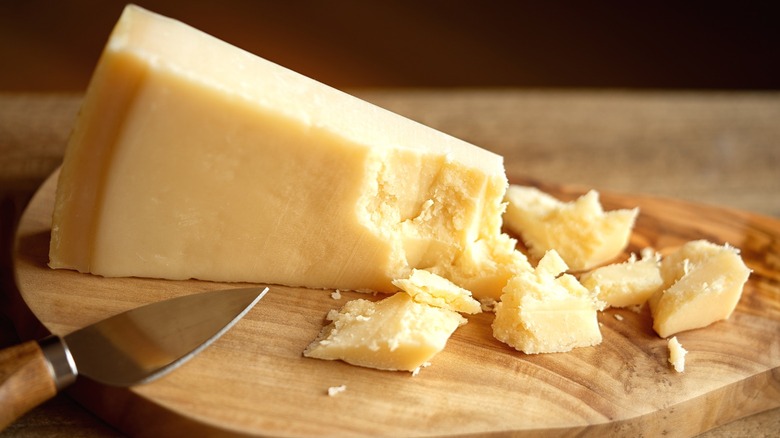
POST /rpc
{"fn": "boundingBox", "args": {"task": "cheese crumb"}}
[331,289,342,300]
[411,362,431,377]
[580,248,662,308]
[304,293,466,371]
[492,250,604,354]
[392,269,481,314]
[479,297,498,313]
[649,240,751,338]
[667,337,687,373]
[503,185,638,271]
[614,313,624,321]
[327,385,347,396]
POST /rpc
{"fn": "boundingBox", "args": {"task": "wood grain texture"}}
[2,92,779,436]
[11,168,780,437]
[0,341,57,430]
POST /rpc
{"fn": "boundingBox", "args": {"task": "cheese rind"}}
[49,5,517,298]
[649,240,750,338]
[503,186,638,271]
[492,250,604,354]
[303,293,466,371]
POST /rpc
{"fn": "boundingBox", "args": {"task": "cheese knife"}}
[0,286,268,429]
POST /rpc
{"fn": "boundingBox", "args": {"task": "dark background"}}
[1,0,779,91]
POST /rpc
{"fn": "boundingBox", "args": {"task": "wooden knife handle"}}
[0,340,58,430]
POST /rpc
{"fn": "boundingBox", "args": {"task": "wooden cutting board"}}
[12,170,780,437]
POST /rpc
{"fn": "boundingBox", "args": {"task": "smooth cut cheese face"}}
[392,269,482,314]
[48,5,522,298]
[492,250,604,354]
[503,186,638,271]
[303,293,466,371]
[580,248,663,308]
[648,240,750,338]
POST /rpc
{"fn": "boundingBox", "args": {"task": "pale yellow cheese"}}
[503,185,638,271]
[648,240,750,338]
[392,269,482,314]
[492,250,604,354]
[432,233,532,301]
[667,336,687,373]
[327,385,347,396]
[580,248,663,308]
[48,5,524,299]
[303,293,466,371]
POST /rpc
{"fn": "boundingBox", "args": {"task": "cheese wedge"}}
[648,240,750,338]
[503,185,638,271]
[48,5,525,298]
[303,292,466,371]
[492,250,604,354]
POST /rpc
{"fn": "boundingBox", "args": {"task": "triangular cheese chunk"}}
[49,5,525,298]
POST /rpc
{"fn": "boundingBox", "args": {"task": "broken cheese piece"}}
[667,336,687,373]
[392,269,481,314]
[580,248,663,308]
[649,240,750,338]
[503,185,638,271]
[303,293,466,371]
[492,250,604,354]
[48,5,522,299]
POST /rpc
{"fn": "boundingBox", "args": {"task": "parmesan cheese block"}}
[303,293,466,371]
[580,248,663,308]
[503,185,638,271]
[648,240,750,338]
[48,5,524,298]
[492,250,604,354]
[392,269,481,314]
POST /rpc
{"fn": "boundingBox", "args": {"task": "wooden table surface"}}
[1,90,778,436]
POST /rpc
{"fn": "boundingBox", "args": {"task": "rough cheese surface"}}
[580,248,663,308]
[492,250,604,354]
[303,293,466,371]
[503,186,638,271]
[392,269,482,314]
[667,336,687,373]
[48,5,524,299]
[648,240,750,338]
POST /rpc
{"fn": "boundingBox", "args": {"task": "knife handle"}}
[0,340,59,430]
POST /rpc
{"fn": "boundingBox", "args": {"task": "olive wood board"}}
[12,170,780,437]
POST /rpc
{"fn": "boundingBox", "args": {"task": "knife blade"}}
[0,286,268,429]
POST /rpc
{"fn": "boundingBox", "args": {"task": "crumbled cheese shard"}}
[392,269,481,314]
[432,233,533,301]
[327,385,347,396]
[331,290,342,300]
[492,250,604,354]
[411,362,431,377]
[648,240,750,338]
[667,336,687,373]
[580,248,663,308]
[479,298,498,313]
[48,4,521,300]
[628,303,645,314]
[303,293,466,371]
[503,185,638,271]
